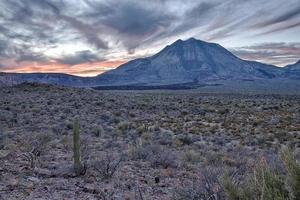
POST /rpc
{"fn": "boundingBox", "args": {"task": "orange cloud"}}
[1,60,127,77]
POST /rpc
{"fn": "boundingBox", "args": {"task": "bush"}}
[222,157,288,200]
[182,150,202,164]
[93,153,122,180]
[117,121,132,134]
[174,167,222,200]
[176,135,193,146]
[281,148,300,200]
[92,125,104,137]
[129,143,179,168]
[150,149,179,169]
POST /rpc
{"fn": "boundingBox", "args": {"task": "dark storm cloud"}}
[0,0,108,50]
[58,50,105,65]
[231,42,300,66]
[82,0,177,51]
[169,2,217,35]
[100,3,170,35]
[60,15,108,49]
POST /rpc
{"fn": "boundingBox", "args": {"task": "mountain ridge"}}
[0,38,299,90]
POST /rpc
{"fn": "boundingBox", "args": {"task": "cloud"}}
[231,42,300,66]
[0,38,48,63]
[57,50,105,65]
[0,0,299,75]
[0,0,108,50]
[250,2,300,35]
[60,15,108,49]
[84,0,176,51]
[258,21,300,35]
[259,4,300,27]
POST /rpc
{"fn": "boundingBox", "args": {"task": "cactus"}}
[73,120,81,175]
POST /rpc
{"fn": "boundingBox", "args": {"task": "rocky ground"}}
[0,83,299,200]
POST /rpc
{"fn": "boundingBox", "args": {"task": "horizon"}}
[0,0,300,76]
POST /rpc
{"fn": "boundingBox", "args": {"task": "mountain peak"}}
[170,38,220,50]
[173,38,208,44]
[176,37,209,44]
[169,38,213,49]
[186,37,198,42]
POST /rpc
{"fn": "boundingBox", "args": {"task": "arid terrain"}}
[0,83,299,200]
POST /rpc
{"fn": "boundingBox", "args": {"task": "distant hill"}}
[0,72,90,87]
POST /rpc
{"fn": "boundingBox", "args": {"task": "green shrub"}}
[92,125,104,137]
[281,148,300,200]
[222,158,288,200]
[182,150,202,164]
[222,173,250,200]
[251,160,288,200]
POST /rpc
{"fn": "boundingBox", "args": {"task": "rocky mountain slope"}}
[95,38,283,86]
[283,60,300,79]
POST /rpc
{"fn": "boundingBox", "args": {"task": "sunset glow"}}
[1,60,127,77]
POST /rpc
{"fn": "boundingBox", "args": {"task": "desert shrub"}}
[93,153,122,180]
[141,132,152,141]
[130,143,179,168]
[181,109,189,116]
[130,143,160,160]
[20,133,53,169]
[182,150,202,164]
[92,125,104,137]
[157,131,173,146]
[117,121,132,133]
[222,157,288,200]
[176,135,193,146]
[150,149,179,169]
[173,178,209,200]
[147,124,160,132]
[281,148,300,200]
[129,112,136,118]
[0,110,13,122]
[65,120,73,130]
[174,168,222,200]
[222,176,239,199]
[205,152,224,166]
[0,134,6,150]
[136,124,147,135]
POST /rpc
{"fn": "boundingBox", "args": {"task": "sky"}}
[0,0,300,76]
